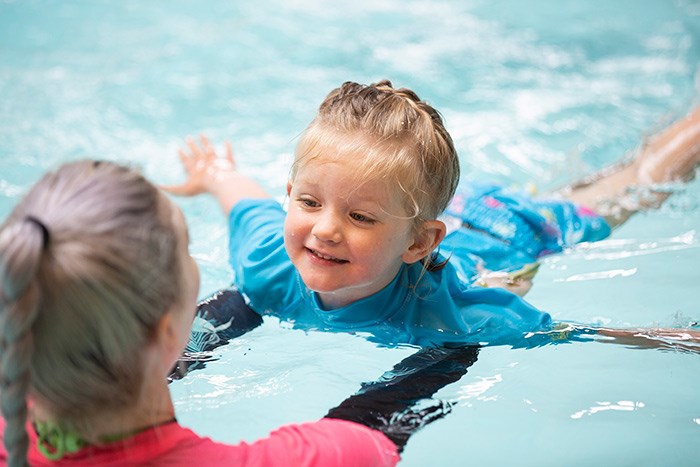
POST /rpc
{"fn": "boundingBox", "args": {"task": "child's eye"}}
[350,212,376,224]
[298,197,319,208]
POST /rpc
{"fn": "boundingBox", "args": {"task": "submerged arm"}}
[169,288,263,380]
[541,323,700,354]
[161,135,271,216]
[325,345,480,452]
[592,326,700,353]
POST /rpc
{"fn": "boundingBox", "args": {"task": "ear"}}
[286,181,292,196]
[401,220,446,264]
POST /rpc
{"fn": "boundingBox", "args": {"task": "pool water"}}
[2,0,700,465]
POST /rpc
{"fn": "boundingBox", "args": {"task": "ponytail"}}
[0,219,49,467]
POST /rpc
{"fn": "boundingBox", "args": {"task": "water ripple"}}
[556,268,638,282]
[455,373,503,405]
[563,230,698,262]
[570,400,645,419]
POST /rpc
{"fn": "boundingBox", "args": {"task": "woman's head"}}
[292,80,460,227]
[0,160,197,464]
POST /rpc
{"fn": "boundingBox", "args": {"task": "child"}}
[165,80,700,348]
[0,160,401,466]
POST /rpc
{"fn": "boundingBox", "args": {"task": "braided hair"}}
[0,161,182,466]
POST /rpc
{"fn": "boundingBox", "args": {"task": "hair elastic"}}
[25,216,50,248]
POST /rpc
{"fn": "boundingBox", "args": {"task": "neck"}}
[316,264,405,310]
[85,381,175,443]
[33,370,176,445]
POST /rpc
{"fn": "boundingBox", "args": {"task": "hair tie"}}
[25,216,50,249]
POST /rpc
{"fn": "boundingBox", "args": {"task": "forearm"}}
[207,168,271,216]
[593,326,700,353]
[325,345,480,451]
[169,288,264,380]
[544,323,700,353]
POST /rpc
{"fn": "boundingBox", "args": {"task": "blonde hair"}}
[293,80,460,227]
[0,160,183,467]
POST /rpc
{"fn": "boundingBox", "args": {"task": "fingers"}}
[178,148,195,172]
[199,134,216,159]
[225,140,236,168]
[182,134,214,162]
[181,134,233,165]
[185,136,202,159]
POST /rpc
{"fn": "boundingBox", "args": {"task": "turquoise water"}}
[2,0,700,465]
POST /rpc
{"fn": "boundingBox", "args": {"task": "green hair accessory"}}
[34,420,86,460]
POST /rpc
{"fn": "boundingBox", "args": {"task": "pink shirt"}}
[0,417,399,466]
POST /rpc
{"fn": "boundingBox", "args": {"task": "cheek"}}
[283,216,293,242]
[283,215,302,259]
[186,258,200,308]
[375,228,414,261]
[284,211,305,241]
[192,259,200,293]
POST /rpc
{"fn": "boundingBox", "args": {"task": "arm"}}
[325,345,480,452]
[540,322,700,353]
[169,288,263,381]
[592,326,700,353]
[161,135,271,216]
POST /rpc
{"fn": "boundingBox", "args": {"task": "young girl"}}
[165,80,700,348]
[0,160,400,466]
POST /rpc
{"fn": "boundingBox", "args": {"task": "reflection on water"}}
[570,400,645,419]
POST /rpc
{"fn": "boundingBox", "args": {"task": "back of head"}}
[294,80,460,224]
[0,161,182,466]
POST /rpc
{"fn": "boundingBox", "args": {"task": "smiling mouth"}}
[306,247,348,263]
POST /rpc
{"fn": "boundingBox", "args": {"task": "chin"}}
[297,272,342,294]
[302,279,339,294]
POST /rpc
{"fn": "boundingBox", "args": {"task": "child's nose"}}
[312,212,342,243]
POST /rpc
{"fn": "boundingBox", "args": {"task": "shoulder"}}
[254,419,399,467]
[20,422,238,466]
[228,198,286,258]
[0,417,5,463]
[159,419,398,467]
[229,198,285,227]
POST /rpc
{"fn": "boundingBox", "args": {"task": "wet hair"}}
[292,80,460,227]
[0,161,183,466]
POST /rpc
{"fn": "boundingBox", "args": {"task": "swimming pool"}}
[1,0,699,465]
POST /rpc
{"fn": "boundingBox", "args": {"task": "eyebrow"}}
[291,177,319,188]
[292,176,395,211]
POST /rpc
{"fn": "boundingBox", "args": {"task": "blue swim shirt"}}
[228,198,553,347]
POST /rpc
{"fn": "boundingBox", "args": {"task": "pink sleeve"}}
[0,417,6,462]
[246,418,400,467]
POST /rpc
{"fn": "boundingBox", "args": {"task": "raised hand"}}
[161,135,236,197]
[161,135,270,215]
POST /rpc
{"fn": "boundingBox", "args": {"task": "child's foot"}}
[563,106,700,227]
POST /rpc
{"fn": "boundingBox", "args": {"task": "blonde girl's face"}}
[284,157,419,310]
